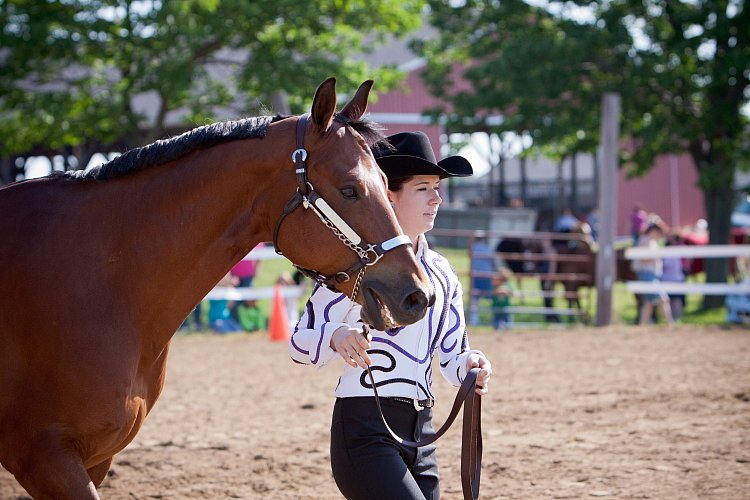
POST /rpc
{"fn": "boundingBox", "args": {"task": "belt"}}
[390,396,435,411]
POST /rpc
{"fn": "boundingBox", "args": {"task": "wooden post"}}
[595,93,620,326]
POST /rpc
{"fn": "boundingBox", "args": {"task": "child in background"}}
[492,267,515,330]
[237,299,264,332]
[207,272,243,333]
[661,232,686,322]
[632,222,674,325]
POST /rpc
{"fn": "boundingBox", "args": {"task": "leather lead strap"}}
[363,363,483,500]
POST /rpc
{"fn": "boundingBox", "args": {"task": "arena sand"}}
[2,325,748,499]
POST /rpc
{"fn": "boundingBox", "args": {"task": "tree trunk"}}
[702,183,735,309]
[271,91,291,115]
[71,142,99,172]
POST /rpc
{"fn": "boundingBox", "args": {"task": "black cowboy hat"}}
[372,132,473,179]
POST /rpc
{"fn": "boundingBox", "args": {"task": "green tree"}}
[0,0,424,177]
[418,0,749,304]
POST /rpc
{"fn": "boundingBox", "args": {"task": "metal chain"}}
[350,266,367,303]
[320,213,369,302]
[317,210,368,259]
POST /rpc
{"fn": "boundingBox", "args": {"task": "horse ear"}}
[340,80,373,122]
[311,77,337,133]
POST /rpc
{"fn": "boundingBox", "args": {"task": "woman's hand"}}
[466,350,492,395]
[330,326,372,369]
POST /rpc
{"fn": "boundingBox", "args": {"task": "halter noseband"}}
[272,113,411,302]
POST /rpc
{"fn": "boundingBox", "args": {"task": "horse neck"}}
[101,124,293,347]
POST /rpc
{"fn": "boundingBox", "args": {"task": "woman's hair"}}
[387,176,412,193]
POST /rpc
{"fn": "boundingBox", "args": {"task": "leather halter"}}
[272,113,412,301]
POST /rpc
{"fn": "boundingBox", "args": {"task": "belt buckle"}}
[413,398,434,411]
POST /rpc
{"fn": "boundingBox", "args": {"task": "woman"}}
[632,222,674,325]
[289,131,492,500]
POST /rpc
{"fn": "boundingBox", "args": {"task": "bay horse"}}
[0,78,434,499]
[541,223,596,321]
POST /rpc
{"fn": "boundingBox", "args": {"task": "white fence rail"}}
[624,244,750,296]
[202,245,304,324]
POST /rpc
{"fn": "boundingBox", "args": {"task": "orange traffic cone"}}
[269,284,291,341]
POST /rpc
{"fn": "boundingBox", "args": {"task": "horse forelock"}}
[334,112,386,148]
[63,116,276,182]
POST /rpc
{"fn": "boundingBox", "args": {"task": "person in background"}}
[492,266,516,330]
[230,243,263,322]
[469,237,496,326]
[630,203,648,244]
[661,232,686,322]
[289,131,492,500]
[207,272,243,333]
[179,302,204,332]
[237,299,264,332]
[554,207,578,233]
[632,223,674,325]
[585,207,600,241]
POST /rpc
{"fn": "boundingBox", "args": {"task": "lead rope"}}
[360,326,483,500]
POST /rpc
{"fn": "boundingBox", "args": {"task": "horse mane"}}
[61,112,385,182]
[64,116,277,182]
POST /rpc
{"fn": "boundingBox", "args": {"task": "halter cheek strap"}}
[272,113,412,301]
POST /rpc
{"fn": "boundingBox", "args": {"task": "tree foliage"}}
[0,0,425,161]
[418,0,749,293]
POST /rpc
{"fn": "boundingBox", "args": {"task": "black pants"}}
[331,397,439,500]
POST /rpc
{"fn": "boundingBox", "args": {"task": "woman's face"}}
[388,175,443,240]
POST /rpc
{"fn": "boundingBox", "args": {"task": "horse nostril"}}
[403,289,430,314]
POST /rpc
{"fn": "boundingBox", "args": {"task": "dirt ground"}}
[2,325,749,499]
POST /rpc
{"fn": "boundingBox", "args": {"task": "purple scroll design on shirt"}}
[423,360,435,399]
[290,290,347,364]
[440,302,461,353]
[372,334,432,364]
[428,255,451,354]
[358,349,429,395]
[370,254,443,364]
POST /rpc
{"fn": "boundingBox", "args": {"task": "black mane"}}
[65,116,276,181]
[63,112,385,182]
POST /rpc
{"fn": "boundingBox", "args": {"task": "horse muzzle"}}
[360,278,434,331]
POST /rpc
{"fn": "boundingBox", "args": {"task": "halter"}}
[273,113,411,302]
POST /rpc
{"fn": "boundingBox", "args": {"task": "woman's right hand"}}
[330,326,372,369]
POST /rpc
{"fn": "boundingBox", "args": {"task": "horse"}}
[493,227,595,322]
[521,223,596,322]
[0,77,434,499]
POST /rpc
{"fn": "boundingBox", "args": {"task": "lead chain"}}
[350,266,367,303]
[319,211,368,259]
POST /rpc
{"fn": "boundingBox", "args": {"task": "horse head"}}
[271,78,434,330]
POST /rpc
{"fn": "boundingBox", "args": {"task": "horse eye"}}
[341,186,358,200]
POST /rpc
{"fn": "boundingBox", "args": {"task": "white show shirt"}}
[289,235,472,401]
